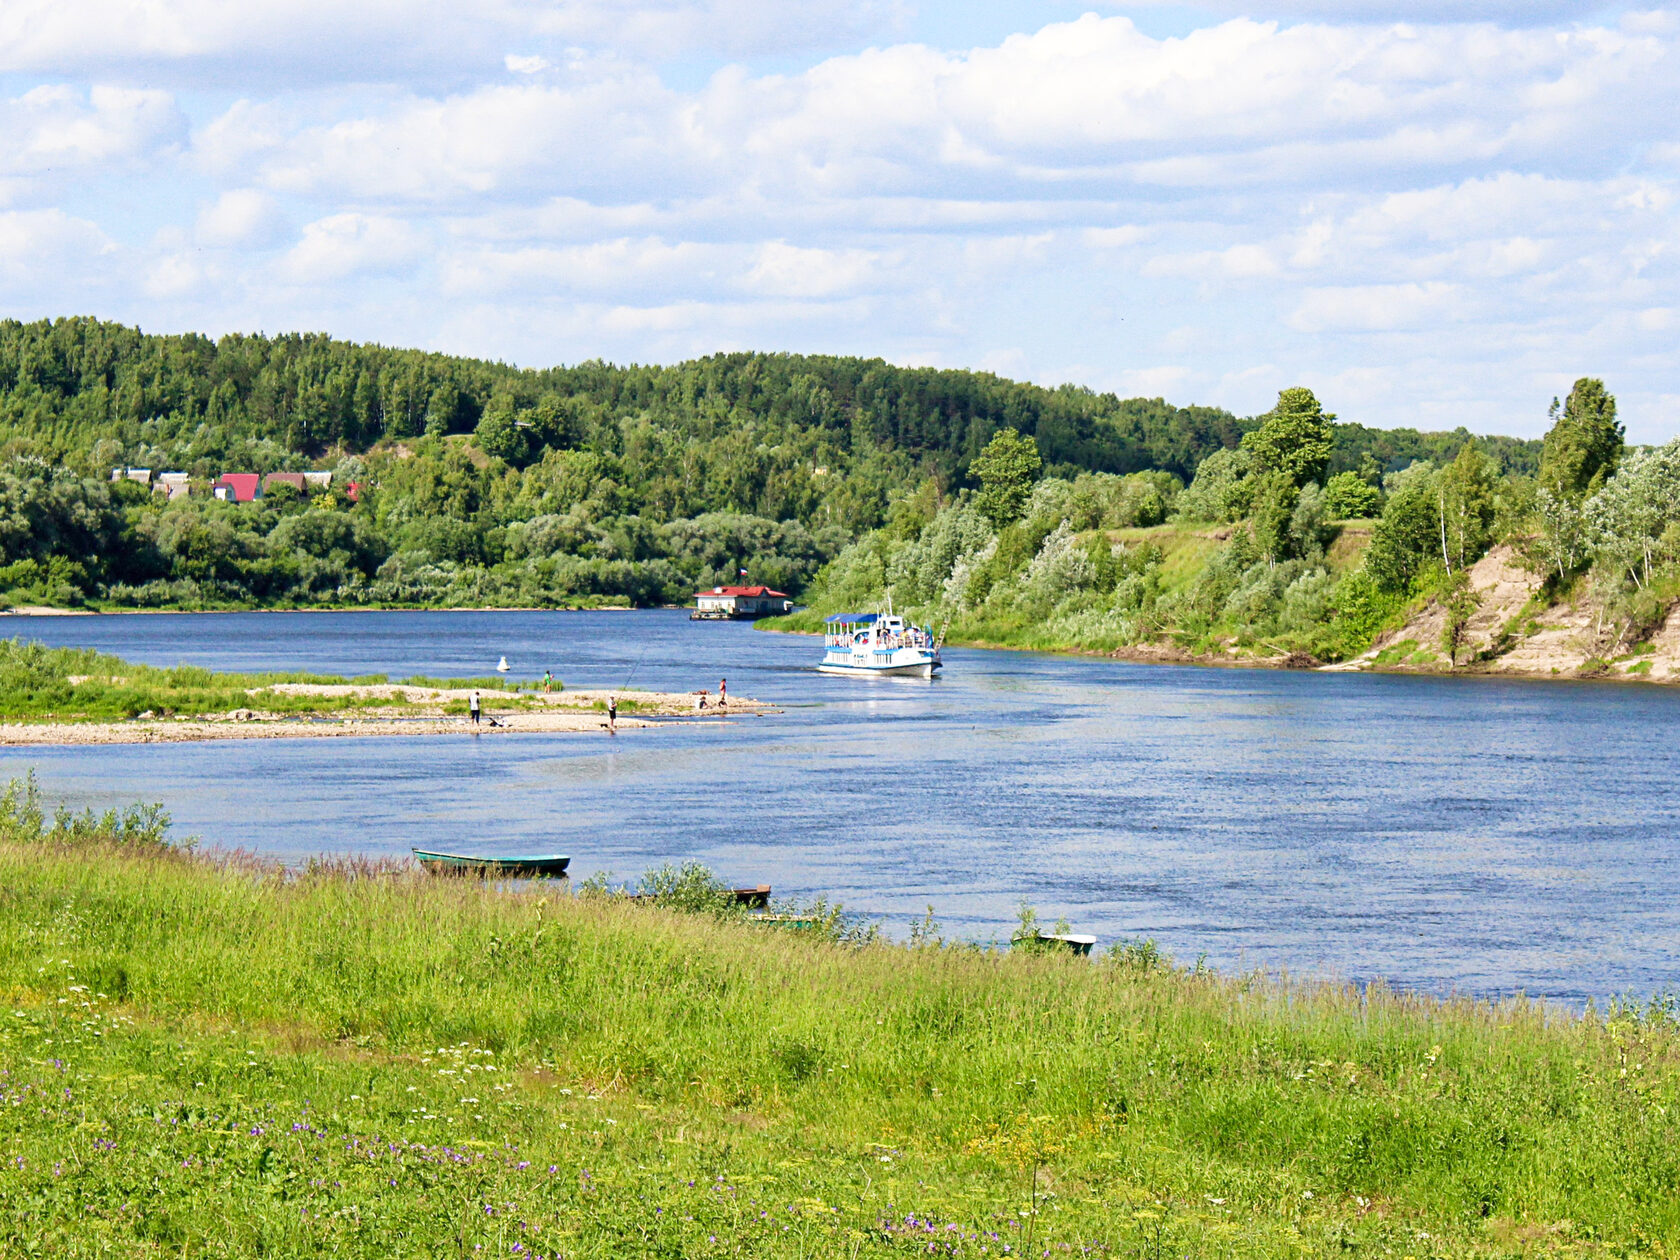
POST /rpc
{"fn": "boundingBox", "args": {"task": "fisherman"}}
[607,694,617,732]
[469,689,481,726]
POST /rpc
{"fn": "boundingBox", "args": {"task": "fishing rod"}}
[617,641,650,695]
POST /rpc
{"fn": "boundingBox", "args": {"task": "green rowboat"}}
[412,849,571,878]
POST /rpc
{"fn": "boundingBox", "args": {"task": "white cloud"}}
[441,237,715,298]
[1143,244,1281,280]
[0,0,907,84]
[1105,2,1619,23]
[1288,281,1467,332]
[281,214,427,283]
[196,189,283,247]
[745,242,882,298]
[0,5,1676,439]
[1115,365,1192,397]
[0,209,120,300]
[0,85,182,194]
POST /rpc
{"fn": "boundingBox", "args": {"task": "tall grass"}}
[1,797,1677,1255]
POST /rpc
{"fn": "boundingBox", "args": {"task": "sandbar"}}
[0,685,768,747]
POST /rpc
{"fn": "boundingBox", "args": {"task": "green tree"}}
[1439,569,1481,667]
[1365,463,1440,593]
[1249,469,1299,563]
[1322,470,1381,520]
[1539,378,1622,500]
[1241,387,1334,488]
[425,382,461,438]
[1533,488,1586,585]
[970,428,1042,528]
[1437,442,1495,573]
[474,394,530,465]
[1174,447,1253,523]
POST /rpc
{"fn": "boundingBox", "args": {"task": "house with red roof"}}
[212,473,261,502]
[691,585,792,620]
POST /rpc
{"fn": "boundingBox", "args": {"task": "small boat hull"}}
[816,660,939,678]
[412,849,571,878]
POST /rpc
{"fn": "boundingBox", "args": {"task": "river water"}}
[4,608,1678,1006]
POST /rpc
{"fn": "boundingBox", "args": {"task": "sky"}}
[0,2,1676,440]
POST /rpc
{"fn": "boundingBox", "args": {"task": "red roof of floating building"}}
[695,585,789,599]
[213,473,261,502]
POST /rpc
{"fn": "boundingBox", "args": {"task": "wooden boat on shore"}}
[411,849,571,878]
[751,913,819,930]
[628,885,772,907]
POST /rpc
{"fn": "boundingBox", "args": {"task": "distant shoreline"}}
[758,619,1680,688]
[0,603,657,618]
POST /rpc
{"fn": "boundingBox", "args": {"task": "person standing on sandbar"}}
[607,694,617,733]
[469,689,481,726]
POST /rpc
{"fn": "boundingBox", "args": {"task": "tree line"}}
[790,378,1652,667]
[0,316,1544,612]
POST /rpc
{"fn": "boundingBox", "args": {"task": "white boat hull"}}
[816,659,939,679]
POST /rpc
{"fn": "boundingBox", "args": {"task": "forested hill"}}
[0,316,1246,488]
[0,316,1540,611]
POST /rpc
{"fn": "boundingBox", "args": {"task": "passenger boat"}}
[411,849,570,878]
[819,609,942,678]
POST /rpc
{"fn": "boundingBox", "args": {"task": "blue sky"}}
[0,1,1675,439]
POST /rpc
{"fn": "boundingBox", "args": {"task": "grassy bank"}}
[761,514,1397,664]
[0,638,530,722]
[2,802,1678,1255]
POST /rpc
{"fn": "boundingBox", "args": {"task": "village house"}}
[212,473,261,502]
[110,467,152,486]
[154,472,190,500]
[262,471,308,496]
[691,585,793,620]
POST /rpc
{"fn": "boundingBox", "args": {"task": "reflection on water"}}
[5,608,1680,1006]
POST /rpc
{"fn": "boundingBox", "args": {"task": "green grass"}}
[0,639,527,722]
[2,795,1678,1257]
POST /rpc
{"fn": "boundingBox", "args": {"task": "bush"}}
[1323,470,1381,519]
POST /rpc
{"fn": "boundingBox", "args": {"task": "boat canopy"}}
[824,612,879,624]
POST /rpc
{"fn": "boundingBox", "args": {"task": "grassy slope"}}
[2,837,1677,1257]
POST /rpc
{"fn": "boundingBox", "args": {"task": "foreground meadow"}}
[1,793,1676,1257]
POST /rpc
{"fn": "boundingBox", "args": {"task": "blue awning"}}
[823,612,879,624]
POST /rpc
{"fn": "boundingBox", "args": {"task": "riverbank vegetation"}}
[2,316,1529,614]
[2,794,1677,1256]
[0,637,536,722]
[774,379,1680,676]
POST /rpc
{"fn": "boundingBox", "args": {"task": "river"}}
[4,608,1677,1007]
